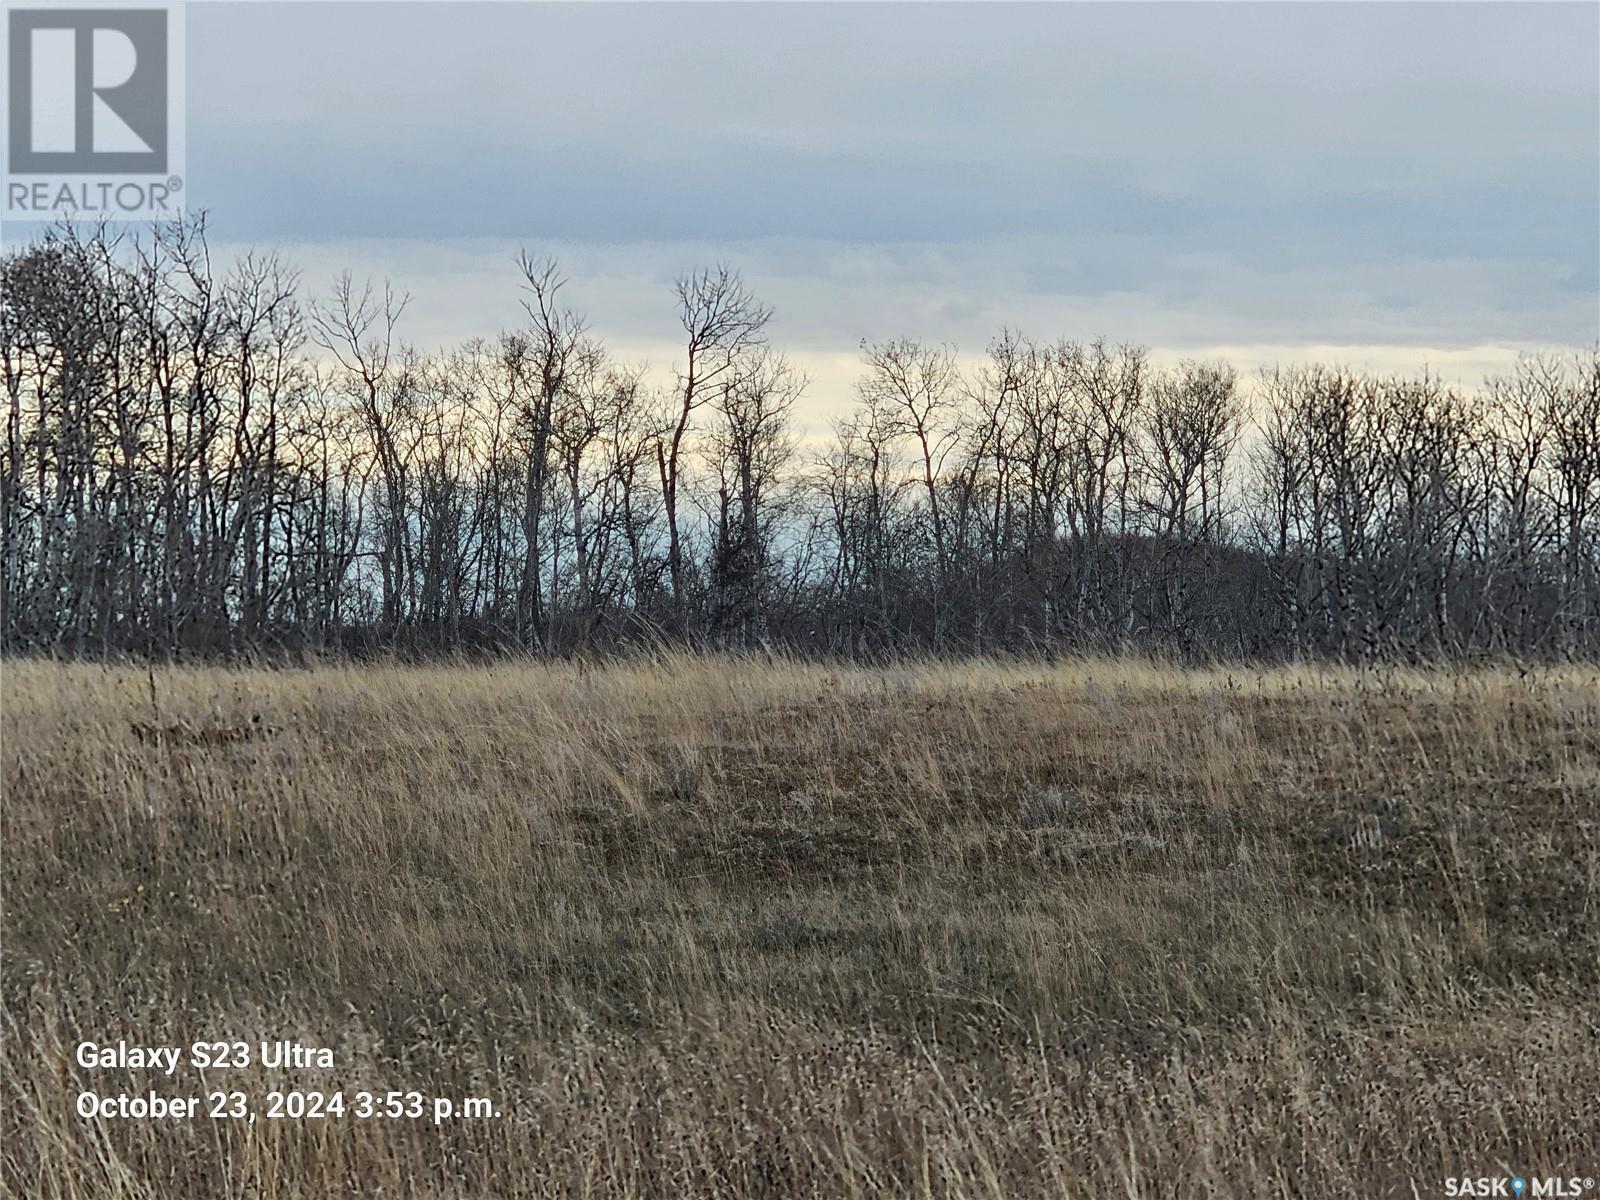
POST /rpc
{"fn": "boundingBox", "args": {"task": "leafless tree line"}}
[3,219,1596,661]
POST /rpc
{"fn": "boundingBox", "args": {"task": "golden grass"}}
[2,654,1598,1197]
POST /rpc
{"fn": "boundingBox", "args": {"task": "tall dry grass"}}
[2,654,1598,1197]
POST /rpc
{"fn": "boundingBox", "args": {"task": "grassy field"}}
[2,655,1598,1198]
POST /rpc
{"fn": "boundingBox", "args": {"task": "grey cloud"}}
[179,3,1596,361]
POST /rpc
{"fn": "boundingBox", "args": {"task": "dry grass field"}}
[2,655,1598,1198]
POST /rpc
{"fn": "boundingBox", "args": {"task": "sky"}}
[174,2,1599,427]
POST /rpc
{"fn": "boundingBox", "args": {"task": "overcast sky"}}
[182,1,1599,424]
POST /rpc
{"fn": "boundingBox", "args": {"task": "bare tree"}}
[658,266,770,623]
[857,338,963,642]
[702,350,805,643]
[511,252,588,646]
[311,273,412,631]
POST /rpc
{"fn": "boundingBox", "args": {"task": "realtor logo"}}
[5,3,185,219]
